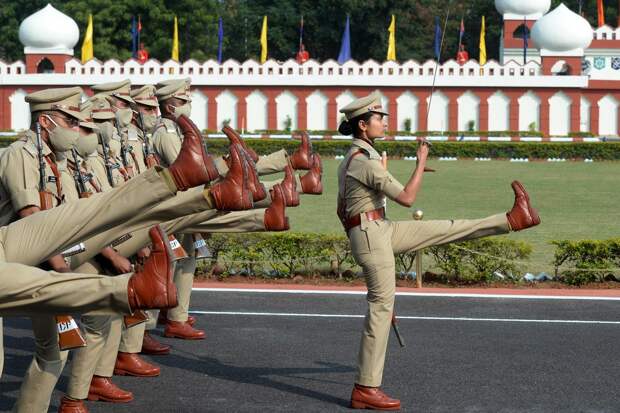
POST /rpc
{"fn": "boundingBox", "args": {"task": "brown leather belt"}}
[344,207,385,232]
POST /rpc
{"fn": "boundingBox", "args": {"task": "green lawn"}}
[281,159,620,272]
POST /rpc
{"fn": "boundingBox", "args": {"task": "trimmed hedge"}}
[200,232,533,283]
[199,139,620,160]
[1,135,619,159]
[552,239,620,285]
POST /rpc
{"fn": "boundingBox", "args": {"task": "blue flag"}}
[434,17,442,61]
[523,17,528,64]
[131,16,138,58]
[218,17,224,63]
[337,15,351,64]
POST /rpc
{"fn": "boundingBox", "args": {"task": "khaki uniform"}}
[339,140,510,388]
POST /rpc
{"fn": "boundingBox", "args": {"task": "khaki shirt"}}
[127,123,147,174]
[152,118,182,167]
[337,138,404,219]
[92,146,126,190]
[0,130,63,225]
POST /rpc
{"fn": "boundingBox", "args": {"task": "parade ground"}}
[3,287,620,412]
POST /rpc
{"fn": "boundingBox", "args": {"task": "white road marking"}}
[189,310,620,325]
[192,287,620,301]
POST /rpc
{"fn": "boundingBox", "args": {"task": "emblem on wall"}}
[593,57,606,70]
[612,57,620,70]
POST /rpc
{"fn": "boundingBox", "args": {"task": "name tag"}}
[57,318,79,333]
[128,130,139,141]
[47,176,57,183]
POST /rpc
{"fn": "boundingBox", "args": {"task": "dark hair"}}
[338,112,375,136]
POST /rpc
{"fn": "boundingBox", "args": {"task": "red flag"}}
[138,15,142,32]
[597,0,605,27]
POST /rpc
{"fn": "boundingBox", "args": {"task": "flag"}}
[172,16,179,61]
[458,18,465,50]
[217,17,224,63]
[131,16,138,58]
[337,15,351,64]
[597,0,605,27]
[299,15,304,50]
[522,17,528,64]
[81,14,93,63]
[386,15,396,61]
[479,16,486,65]
[137,15,142,45]
[434,16,442,61]
[260,16,268,63]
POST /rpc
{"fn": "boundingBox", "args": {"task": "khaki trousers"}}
[214,149,289,176]
[66,260,118,400]
[350,213,510,387]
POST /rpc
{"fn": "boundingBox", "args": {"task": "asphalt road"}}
[2,290,620,412]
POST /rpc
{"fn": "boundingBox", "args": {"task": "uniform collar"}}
[351,138,380,160]
[24,129,53,157]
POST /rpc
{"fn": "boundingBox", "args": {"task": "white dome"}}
[18,4,79,55]
[495,0,551,17]
[531,4,593,53]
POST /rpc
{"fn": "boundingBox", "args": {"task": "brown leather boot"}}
[127,226,177,311]
[350,384,401,410]
[264,184,289,231]
[240,147,267,202]
[168,114,219,191]
[290,131,313,169]
[280,165,300,207]
[209,145,254,211]
[58,396,88,413]
[113,352,160,377]
[506,181,541,231]
[222,125,259,162]
[300,154,323,195]
[141,331,171,355]
[164,320,206,340]
[87,376,134,402]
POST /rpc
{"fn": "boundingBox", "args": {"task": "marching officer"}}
[337,93,541,410]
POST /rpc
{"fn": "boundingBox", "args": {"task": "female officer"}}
[337,92,540,410]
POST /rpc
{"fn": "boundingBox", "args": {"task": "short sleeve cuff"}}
[12,189,41,211]
[383,180,405,201]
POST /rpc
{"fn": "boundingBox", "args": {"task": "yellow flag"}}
[479,16,487,65]
[387,15,396,61]
[172,16,179,61]
[260,16,268,63]
[81,14,94,63]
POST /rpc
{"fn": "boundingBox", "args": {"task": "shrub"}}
[552,239,620,285]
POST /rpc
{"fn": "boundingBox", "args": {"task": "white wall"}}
[457,91,480,131]
[396,91,418,132]
[598,94,618,136]
[427,91,449,132]
[518,91,540,131]
[488,91,510,131]
[190,90,208,131]
[216,90,238,129]
[275,90,298,130]
[548,91,571,136]
[306,90,328,130]
[9,89,29,131]
[580,96,590,133]
[336,90,356,125]
[246,90,268,132]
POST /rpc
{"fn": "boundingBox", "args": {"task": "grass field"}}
[278,159,620,272]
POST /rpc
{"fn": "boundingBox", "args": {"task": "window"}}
[512,24,530,40]
[37,58,54,74]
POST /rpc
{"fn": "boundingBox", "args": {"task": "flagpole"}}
[427,2,453,132]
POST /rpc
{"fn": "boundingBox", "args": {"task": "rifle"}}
[71,148,92,199]
[138,112,160,168]
[35,122,87,350]
[114,118,134,177]
[99,131,115,188]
